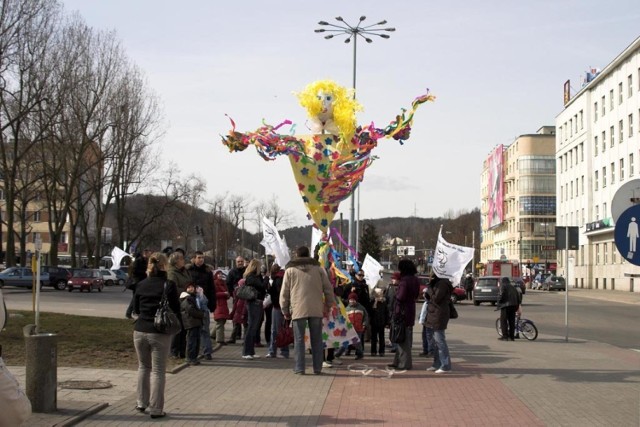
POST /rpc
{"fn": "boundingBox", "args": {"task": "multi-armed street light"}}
[314,16,395,257]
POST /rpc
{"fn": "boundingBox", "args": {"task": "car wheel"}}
[491,301,496,306]
[450,294,458,304]
[473,300,480,306]
[68,287,72,292]
[98,284,103,292]
[55,280,67,291]
[118,279,124,286]
[87,286,91,293]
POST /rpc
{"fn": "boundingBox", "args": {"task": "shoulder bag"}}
[236,283,257,301]
[154,282,182,335]
[390,309,407,344]
[449,300,459,319]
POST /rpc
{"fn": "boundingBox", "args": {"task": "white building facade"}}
[556,36,640,292]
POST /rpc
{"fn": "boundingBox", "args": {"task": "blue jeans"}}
[268,308,290,357]
[429,329,451,371]
[133,331,171,416]
[186,327,201,362]
[292,317,323,374]
[200,310,212,356]
[243,300,263,356]
[421,326,429,353]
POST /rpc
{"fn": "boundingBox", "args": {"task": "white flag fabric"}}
[362,254,384,291]
[260,217,290,267]
[432,230,474,286]
[110,246,130,271]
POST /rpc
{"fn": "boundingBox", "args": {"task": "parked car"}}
[0,267,49,289]
[67,269,104,292]
[112,269,128,286]
[41,266,72,290]
[543,275,566,291]
[472,276,503,306]
[450,285,467,304]
[99,269,119,286]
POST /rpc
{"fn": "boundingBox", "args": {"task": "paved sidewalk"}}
[20,289,640,426]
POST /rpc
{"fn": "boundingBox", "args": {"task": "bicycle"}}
[495,315,538,341]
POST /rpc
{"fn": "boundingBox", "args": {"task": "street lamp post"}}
[315,16,395,258]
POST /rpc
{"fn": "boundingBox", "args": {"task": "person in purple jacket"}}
[387,259,420,370]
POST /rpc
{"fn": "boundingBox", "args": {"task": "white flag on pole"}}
[110,246,130,270]
[362,254,383,291]
[432,230,474,286]
[260,217,290,267]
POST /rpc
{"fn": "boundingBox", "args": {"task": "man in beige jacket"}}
[280,246,335,375]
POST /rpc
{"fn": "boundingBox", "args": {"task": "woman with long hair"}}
[241,259,266,360]
[133,252,180,419]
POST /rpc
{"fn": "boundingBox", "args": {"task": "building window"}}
[32,232,41,244]
[631,153,635,176]
[594,102,598,121]
[594,136,598,156]
[32,211,41,222]
[602,131,606,152]
[580,143,584,162]
[621,158,625,181]
[611,162,615,185]
[629,74,633,97]
[595,205,599,221]
[581,175,584,195]
[603,166,607,188]
[570,181,574,199]
[619,82,623,104]
[629,114,634,137]
[579,110,584,129]
[610,89,614,110]
[619,120,624,143]
[602,95,606,116]
[569,119,573,137]
[595,170,599,190]
[610,126,615,147]
[604,241,608,264]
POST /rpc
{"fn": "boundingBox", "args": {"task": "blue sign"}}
[614,205,640,266]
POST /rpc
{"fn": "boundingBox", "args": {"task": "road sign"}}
[614,204,640,266]
[396,246,415,256]
[612,179,640,222]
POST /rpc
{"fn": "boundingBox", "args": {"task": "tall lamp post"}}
[315,16,395,257]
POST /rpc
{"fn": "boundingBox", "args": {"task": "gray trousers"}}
[392,326,414,370]
[133,331,171,416]
[213,319,227,343]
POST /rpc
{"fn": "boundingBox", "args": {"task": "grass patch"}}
[1,311,181,370]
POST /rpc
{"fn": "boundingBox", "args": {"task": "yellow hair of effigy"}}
[296,80,363,142]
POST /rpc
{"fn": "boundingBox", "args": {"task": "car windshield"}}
[75,270,93,278]
[477,279,498,287]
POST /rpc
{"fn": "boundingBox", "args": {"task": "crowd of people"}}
[125,246,462,419]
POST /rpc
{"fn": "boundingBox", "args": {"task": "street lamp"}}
[315,16,395,257]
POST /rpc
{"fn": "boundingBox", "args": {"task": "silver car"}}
[0,267,49,289]
[473,276,502,306]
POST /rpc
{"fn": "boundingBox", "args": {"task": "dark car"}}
[41,266,72,291]
[0,267,49,289]
[473,276,503,306]
[543,275,566,291]
[67,269,104,292]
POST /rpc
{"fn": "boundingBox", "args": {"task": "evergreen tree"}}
[359,222,382,262]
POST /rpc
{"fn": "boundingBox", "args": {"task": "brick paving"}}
[20,289,640,426]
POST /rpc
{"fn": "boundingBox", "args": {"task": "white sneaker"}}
[426,366,437,371]
[435,368,451,374]
[322,361,332,368]
[252,354,261,359]
[242,355,254,360]
[332,358,343,365]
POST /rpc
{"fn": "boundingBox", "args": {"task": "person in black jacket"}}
[132,252,179,420]
[225,257,246,343]
[241,259,267,360]
[497,277,522,341]
[125,249,150,319]
[266,263,289,358]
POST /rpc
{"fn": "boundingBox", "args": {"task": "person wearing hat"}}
[463,273,475,302]
[497,277,522,341]
[335,292,368,360]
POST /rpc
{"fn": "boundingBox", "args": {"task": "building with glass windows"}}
[556,36,640,292]
[480,127,557,278]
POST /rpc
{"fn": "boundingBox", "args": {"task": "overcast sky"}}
[62,0,640,230]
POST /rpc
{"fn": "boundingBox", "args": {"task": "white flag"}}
[260,217,290,267]
[110,246,130,271]
[362,254,383,291]
[432,230,474,286]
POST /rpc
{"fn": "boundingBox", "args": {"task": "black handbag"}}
[449,300,459,319]
[236,284,257,301]
[154,282,181,335]
[390,312,406,344]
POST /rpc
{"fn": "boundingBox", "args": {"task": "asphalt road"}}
[3,285,638,350]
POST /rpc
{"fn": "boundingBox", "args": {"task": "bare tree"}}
[0,0,60,265]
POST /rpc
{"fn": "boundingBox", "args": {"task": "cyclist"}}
[497,277,522,341]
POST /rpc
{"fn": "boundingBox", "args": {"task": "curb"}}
[58,402,109,427]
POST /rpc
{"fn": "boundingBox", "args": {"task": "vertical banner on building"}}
[487,145,504,229]
[563,79,571,105]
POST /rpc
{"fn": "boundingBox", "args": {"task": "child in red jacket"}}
[335,292,368,360]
